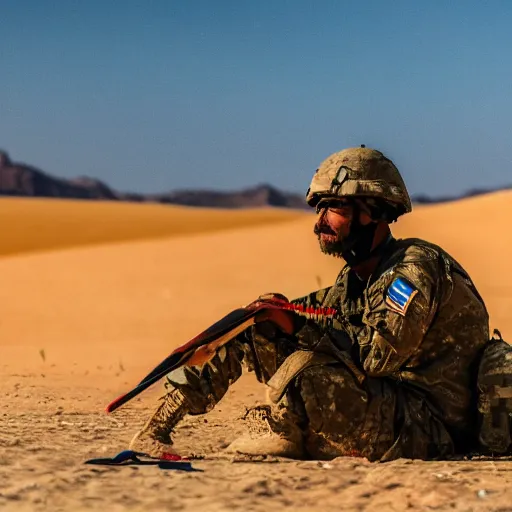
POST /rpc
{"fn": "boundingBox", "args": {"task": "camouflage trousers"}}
[166,322,455,462]
[267,358,398,461]
[266,355,456,461]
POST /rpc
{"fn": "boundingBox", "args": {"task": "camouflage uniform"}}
[157,236,489,461]
[131,147,509,460]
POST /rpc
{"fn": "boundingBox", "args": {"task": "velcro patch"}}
[385,277,418,316]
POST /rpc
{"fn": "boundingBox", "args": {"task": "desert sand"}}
[1,193,512,511]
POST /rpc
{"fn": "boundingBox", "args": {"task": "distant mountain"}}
[0,149,510,208]
[146,184,307,209]
[0,150,308,208]
[0,151,117,200]
[411,186,512,204]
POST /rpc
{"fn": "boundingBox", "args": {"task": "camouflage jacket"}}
[293,237,490,437]
[167,237,490,446]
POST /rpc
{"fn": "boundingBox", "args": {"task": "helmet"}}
[306,146,412,220]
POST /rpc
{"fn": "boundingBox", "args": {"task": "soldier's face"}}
[314,202,353,255]
[314,200,372,256]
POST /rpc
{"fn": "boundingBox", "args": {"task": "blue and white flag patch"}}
[385,277,418,316]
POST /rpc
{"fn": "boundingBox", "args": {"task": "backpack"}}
[477,329,512,454]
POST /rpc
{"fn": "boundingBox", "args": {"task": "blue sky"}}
[1,1,511,196]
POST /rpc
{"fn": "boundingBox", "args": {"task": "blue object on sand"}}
[84,450,199,471]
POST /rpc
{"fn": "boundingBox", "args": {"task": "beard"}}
[314,224,346,258]
[314,218,381,267]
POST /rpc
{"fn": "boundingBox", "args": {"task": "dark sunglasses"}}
[315,199,353,214]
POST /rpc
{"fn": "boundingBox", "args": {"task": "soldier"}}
[130,146,511,461]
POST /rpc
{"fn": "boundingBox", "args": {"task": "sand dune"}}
[1,192,510,364]
[1,193,511,511]
[0,197,306,257]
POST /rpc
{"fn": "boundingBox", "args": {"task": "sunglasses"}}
[315,199,353,214]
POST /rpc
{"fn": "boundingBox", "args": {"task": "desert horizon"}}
[5,3,512,510]
[1,192,511,511]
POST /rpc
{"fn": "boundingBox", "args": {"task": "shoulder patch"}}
[385,277,418,316]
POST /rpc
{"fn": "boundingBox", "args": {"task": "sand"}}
[0,197,306,258]
[1,194,511,511]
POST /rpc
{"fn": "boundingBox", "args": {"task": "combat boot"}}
[129,387,190,457]
[477,330,512,455]
[225,404,306,459]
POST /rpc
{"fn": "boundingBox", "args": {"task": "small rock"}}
[477,489,488,499]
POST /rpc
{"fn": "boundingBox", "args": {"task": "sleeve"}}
[290,287,332,309]
[291,286,354,353]
[166,286,339,414]
[361,258,442,377]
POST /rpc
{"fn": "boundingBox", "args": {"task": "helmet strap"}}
[339,202,380,267]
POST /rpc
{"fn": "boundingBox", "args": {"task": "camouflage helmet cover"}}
[306,147,412,217]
